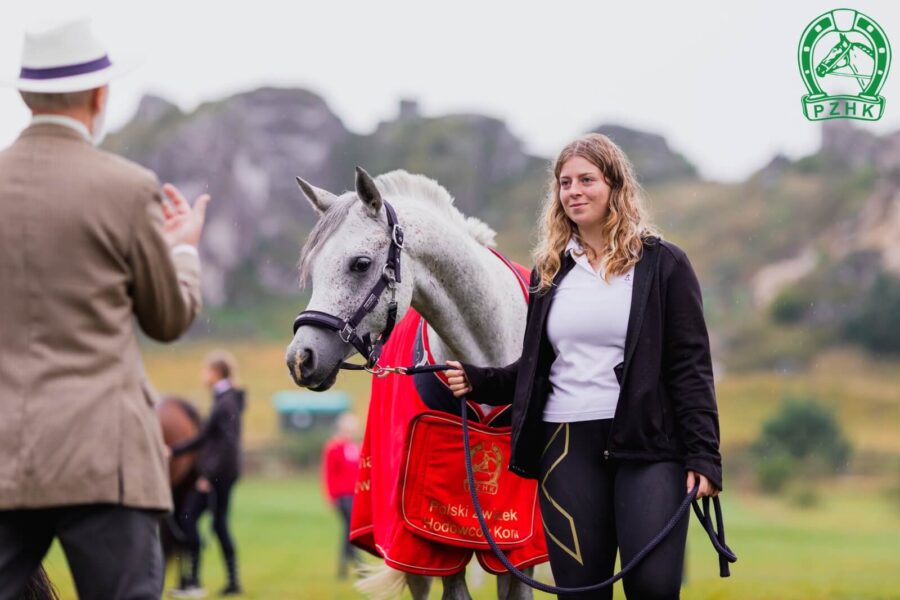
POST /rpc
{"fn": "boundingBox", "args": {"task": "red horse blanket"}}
[349,252,548,575]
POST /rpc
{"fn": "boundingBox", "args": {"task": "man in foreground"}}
[0,18,209,599]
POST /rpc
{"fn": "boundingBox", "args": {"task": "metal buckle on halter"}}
[392,224,405,249]
[382,264,397,286]
[339,323,355,343]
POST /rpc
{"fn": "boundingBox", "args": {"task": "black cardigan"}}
[173,387,245,483]
[461,238,723,490]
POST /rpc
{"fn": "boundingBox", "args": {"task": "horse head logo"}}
[799,9,891,121]
[466,441,503,495]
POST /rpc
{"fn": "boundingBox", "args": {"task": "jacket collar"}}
[534,251,577,328]
[213,378,233,397]
[621,238,661,381]
[30,115,91,142]
[19,121,91,145]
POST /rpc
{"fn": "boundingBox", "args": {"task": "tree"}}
[752,395,852,493]
[845,274,900,354]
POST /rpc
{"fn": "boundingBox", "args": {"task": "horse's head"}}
[816,33,852,77]
[286,167,415,390]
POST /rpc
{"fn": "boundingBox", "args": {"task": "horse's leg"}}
[497,567,534,600]
[441,570,472,600]
[406,573,433,600]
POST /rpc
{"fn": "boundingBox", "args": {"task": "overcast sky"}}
[3,0,900,181]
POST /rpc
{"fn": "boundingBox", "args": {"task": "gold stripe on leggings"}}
[540,423,583,565]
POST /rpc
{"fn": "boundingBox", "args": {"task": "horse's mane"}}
[374,170,496,247]
[298,170,496,286]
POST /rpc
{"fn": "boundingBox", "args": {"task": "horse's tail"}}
[354,563,407,600]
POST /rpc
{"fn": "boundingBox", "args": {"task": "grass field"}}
[42,474,900,599]
[138,340,900,460]
[38,340,900,598]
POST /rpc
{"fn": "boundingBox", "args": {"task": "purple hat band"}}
[19,55,111,80]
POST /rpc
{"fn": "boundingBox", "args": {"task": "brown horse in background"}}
[157,395,203,560]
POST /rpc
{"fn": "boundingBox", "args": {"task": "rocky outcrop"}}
[590,124,698,184]
[820,120,880,172]
[104,89,550,306]
[750,122,900,309]
[104,88,352,305]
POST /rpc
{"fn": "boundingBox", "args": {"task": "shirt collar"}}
[565,237,603,277]
[565,237,582,256]
[213,378,233,395]
[30,115,92,143]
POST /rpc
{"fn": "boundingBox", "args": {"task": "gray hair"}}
[20,90,94,111]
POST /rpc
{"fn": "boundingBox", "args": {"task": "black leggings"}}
[334,494,357,578]
[179,477,237,584]
[539,420,689,600]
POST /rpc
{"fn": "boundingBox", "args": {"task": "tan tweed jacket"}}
[0,123,201,511]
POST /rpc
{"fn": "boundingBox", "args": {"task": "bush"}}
[755,452,796,493]
[790,485,821,508]
[770,287,812,324]
[844,274,900,355]
[886,464,900,514]
[752,395,853,493]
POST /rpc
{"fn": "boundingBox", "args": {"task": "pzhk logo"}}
[799,9,891,121]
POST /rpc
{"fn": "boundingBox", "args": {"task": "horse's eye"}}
[350,257,372,273]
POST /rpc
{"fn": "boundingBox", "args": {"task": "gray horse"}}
[286,168,537,600]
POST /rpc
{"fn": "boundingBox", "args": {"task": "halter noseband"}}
[292,201,405,372]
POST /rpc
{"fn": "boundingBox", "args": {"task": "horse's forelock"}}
[298,196,357,287]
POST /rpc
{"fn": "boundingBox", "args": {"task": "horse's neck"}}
[405,209,527,367]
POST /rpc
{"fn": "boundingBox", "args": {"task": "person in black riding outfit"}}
[169,351,245,598]
[446,134,723,600]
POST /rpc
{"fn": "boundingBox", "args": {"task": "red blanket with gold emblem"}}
[349,254,548,575]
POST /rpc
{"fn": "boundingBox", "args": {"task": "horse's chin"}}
[305,361,342,392]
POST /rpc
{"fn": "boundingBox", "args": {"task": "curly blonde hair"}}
[532,133,658,292]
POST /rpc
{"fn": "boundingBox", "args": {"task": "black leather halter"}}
[292,201,406,372]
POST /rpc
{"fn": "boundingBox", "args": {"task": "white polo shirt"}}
[543,238,634,423]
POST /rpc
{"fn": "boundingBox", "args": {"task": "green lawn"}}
[37,341,900,598]
[42,474,900,599]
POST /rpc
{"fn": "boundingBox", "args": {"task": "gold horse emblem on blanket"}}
[465,441,502,495]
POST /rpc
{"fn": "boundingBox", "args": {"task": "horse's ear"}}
[296,177,338,215]
[355,166,383,217]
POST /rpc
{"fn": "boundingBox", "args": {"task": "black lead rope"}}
[458,396,737,592]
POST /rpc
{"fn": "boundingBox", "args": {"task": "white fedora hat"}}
[12,18,136,93]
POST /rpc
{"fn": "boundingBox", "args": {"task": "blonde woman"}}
[446,134,722,600]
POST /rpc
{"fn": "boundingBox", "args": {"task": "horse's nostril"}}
[299,348,315,377]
